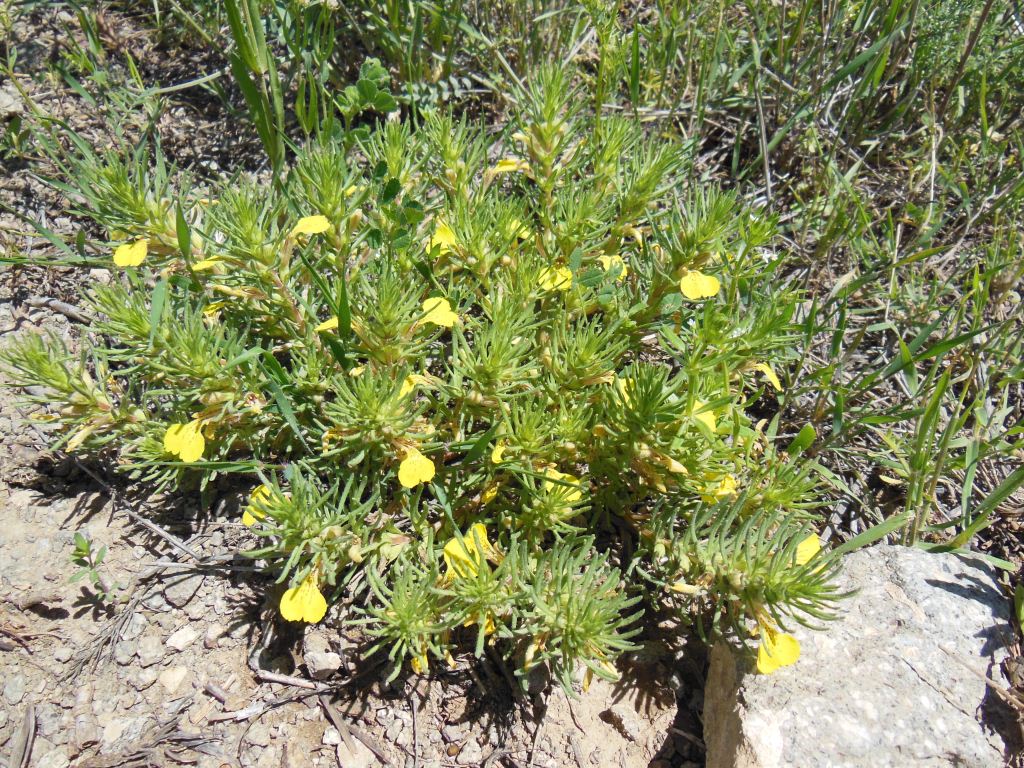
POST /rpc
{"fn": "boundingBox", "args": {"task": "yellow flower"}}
[191,257,221,271]
[615,374,635,407]
[163,420,205,463]
[399,374,430,397]
[490,158,529,174]
[701,473,737,503]
[690,399,717,432]
[410,651,429,674]
[598,254,629,280]
[506,218,531,241]
[315,317,339,332]
[398,446,435,488]
[465,612,497,635]
[242,484,271,527]
[113,239,147,267]
[290,215,331,237]
[754,362,782,391]
[203,301,227,319]
[491,441,506,464]
[538,265,573,292]
[279,572,328,623]
[443,523,494,578]
[420,297,458,328]
[544,468,583,503]
[429,221,457,255]
[679,269,720,300]
[756,628,800,674]
[582,659,619,692]
[481,483,499,504]
[795,534,821,566]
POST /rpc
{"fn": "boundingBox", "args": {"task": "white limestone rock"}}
[705,545,1011,768]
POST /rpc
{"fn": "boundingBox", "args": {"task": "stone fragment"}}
[0,83,23,119]
[158,666,189,695]
[602,699,645,743]
[166,624,199,651]
[35,749,70,768]
[122,612,149,640]
[335,738,376,768]
[3,672,26,704]
[133,667,159,691]
[442,721,469,743]
[305,650,342,680]
[247,720,272,747]
[456,739,483,766]
[113,639,137,665]
[704,545,1011,768]
[164,573,204,608]
[136,633,165,667]
[204,622,225,649]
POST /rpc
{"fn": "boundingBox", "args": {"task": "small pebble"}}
[3,673,26,705]
[166,625,198,651]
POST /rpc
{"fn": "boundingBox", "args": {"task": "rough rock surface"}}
[705,544,1013,768]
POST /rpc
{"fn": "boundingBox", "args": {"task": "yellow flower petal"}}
[464,612,497,635]
[290,215,331,237]
[398,446,435,488]
[491,158,528,174]
[615,375,635,407]
[481,483,499,504]
[691,399,717,432]
[701,473,737,503]
[420,297,458,328]
[754,362,782,391]
[507,218,531,240]
[243,485,271,527]
[795,534,821,566]
[538,266,573,292]
[679,269,720,300]
[491,441,506,464]
[163,420,205,463]
[429,221,457,255]
[410,653,429,674]
[544,468,583,503]
[191,258,221,271]
[315,317,339,332]
[279,573,328,623]
[443,523,493,578]
[203,301,227,319]
[400,376,417,397]
[598,254,629,281]
[113,239,147,267]
[757,631,800,674]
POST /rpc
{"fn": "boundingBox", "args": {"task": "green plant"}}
[70,531,119,601]
[1,64,846,686]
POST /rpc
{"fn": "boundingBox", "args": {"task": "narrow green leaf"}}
[148,279,168,348]
[832,512,909,556]
[950,465,1024,548]
[786,424,816,456]
[462,424,501,465]
[176,204,191,261]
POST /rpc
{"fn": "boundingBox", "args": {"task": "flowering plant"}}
[2,67,840,687]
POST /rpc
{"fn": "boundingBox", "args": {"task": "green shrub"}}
[1,67,841,688]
